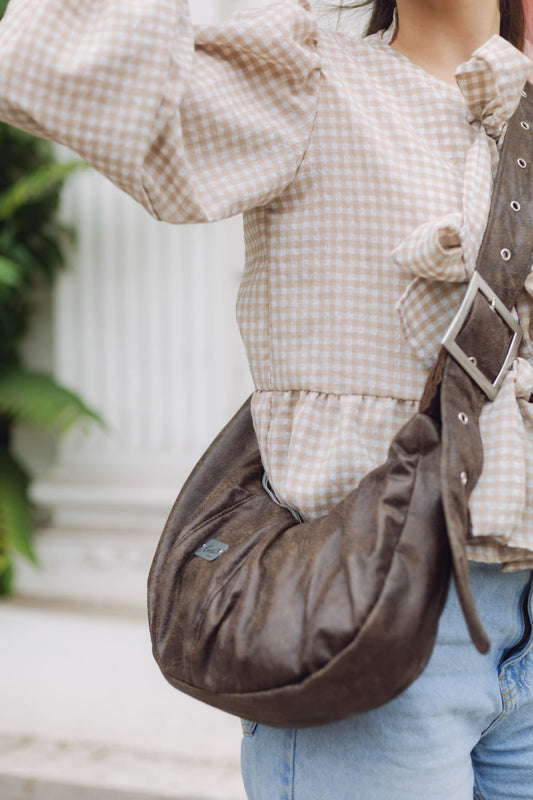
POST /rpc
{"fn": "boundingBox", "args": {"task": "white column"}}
[17,164,252,604]
[34,168,251,524]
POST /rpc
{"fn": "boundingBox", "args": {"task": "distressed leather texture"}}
[148,88,533,729]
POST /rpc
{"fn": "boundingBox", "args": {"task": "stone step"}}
[0,601,245,800]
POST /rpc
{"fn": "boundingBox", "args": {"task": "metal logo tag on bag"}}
[194,539,229,561]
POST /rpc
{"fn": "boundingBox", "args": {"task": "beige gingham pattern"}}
[1,0,533,569]
[0,0,320,219]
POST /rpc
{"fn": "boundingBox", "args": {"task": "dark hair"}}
[341,0,525,51]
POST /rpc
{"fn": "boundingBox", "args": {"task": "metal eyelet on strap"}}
[468,356,477,366]
[458,412,469,425]
[511,201,521,212]
[500,248,512,261]
[521,121,530,130]
[517,158,527,168]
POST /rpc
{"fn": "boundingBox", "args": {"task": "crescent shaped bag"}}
[147,90,533,729]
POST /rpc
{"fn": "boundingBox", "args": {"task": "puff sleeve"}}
[0,0,320,221]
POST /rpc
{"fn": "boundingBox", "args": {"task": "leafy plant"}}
[0,0,99,592]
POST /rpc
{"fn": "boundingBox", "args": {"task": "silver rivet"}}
[517,158,527,168]
[511,201,521,212]
[500,248,512,261]
[458,412,469,425]
[468,356,477,366]
[521,121,531,130]
[522,90,528,98]
[490,297,497,311]
[460,471,468,486]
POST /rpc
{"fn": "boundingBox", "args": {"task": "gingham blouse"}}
[1,0,533,568]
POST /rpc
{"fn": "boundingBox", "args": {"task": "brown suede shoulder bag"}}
[148,88,533,729]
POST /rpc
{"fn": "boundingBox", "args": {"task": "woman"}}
[0,0,532,796]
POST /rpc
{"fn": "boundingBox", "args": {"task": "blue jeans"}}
[240,562,533,799]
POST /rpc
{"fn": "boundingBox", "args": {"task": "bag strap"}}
[421,83,533,652]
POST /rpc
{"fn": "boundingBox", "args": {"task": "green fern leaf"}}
[0,256,21,287]
[0,553,14,595]
[0,451,36,564]
[0,160,89,220]
[0,368,102,432]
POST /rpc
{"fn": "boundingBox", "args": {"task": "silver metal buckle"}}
[442,272,522,402]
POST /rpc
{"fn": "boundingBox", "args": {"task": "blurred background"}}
[0,0,363,797]
[0,0,253,796]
